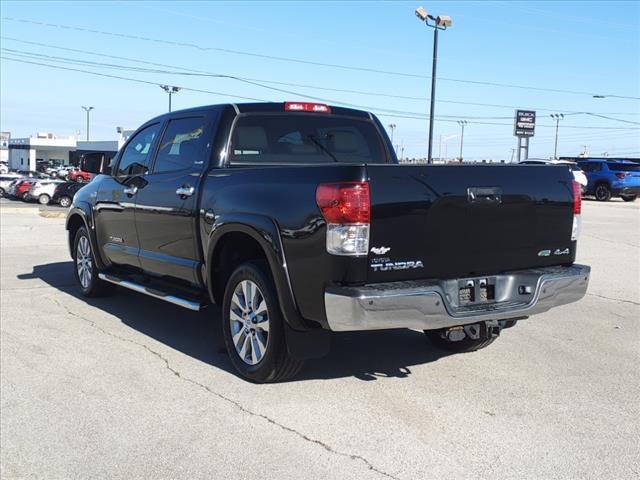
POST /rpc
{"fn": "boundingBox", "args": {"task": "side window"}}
[116,123,161,177]
[153,117,209,173]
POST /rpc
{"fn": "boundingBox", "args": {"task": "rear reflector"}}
[285,102,331,113]
[316,182,370,256]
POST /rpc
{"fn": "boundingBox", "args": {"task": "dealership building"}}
[8,130,131,171]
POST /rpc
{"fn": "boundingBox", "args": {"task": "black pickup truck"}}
[68,102,590,382]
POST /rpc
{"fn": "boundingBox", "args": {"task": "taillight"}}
[285,102,331,113]
[571,180,581,241]
[615,172,627,179]
[316,182,370,256]
[572,180,581,214]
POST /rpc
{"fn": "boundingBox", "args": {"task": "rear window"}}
[230,114,387,164]
[608,163,640,172]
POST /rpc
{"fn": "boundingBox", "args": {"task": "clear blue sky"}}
[1,0,639,160]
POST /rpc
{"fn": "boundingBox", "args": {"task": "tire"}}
[76,177,84,183]
[38,194,50,205]
[222,261,303,383]
[594,184,612,202]
[425,326,497,353]
[621,195,637,202]
[0,188,5,198]
[59,196,72,208]
[73,226,111,297]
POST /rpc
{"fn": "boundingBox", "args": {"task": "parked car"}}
[13,178,38,200]
[68,168,92,183]
[15,170,51,180]
[67,101,590,383]
[52,181,84,207]
[0,173,22,197]
[0,162,8,174]
[27,179,65,205]
[55,166,74,180]
[519,159,588,191]
[577,159,640,201]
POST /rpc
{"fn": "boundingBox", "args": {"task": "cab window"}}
[116,123,161,177]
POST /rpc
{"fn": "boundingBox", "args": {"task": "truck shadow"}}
[18,262,452,383]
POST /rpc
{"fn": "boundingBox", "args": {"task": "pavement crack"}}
[587,292,640,306]
[50,296,399,480]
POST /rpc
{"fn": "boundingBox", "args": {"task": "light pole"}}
[415,6,452,164]
[160,85,181,112]
[457,120,467,162]
[388,123,396,146]
[550,113,564,159]
[81,106,93,141]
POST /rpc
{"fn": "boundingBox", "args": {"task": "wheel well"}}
[594,180,610,188]
[210,232,269,304]
[67,214,85,258]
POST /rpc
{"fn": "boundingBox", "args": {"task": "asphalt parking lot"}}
[1,198,638,479]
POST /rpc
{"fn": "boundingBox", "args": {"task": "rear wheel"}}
[594,184,612,201]
[222,261,303,383]
[0,188,5,198]
[38,194,50,205]
[621,195,637,202]
[76,177,84,183]
[59,196,72,208]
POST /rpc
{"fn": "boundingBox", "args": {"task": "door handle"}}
[123,186,138,197]
[176,185,195,199]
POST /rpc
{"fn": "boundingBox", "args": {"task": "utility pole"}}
[160,85,181,112]
[415,7,452,164]
[510,148,516,163]
[550,113,564,159]
[81,106,93,141]
[457,120,467,162]
[388,124,396,146]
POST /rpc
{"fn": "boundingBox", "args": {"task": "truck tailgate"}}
[366,164,576,283]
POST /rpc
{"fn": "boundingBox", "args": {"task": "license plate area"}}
[458,277,496,305]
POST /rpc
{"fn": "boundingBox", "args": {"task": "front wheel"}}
[0,188,5,198]
[76,177,84,183]
[594,184,612,201]
[621,195,637,202]
[222,261,303,383]
[73,227,111,297]
[38,194,50,205]
[59,196,72,208]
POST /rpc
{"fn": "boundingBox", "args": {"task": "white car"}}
[519,159,588,190]
[0,173,22,197]
[28,180,65,205]
[0,163,8,174]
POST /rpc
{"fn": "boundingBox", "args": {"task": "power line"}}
[2,54,639,133]
[3,17,639,100]
[3,36,640,116]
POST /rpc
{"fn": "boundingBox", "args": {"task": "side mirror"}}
[80,152,111,175]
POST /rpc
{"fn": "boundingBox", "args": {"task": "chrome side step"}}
[98,273,202,311]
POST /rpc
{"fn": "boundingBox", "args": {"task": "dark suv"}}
[577,159,640,201]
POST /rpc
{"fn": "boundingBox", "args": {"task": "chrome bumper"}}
[324,264,590,332]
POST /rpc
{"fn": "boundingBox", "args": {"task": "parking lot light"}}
[550,113,564,160]
[160,85,181,112]
[415,6,452,164]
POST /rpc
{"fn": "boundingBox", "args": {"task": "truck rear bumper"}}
[324,264,590,332]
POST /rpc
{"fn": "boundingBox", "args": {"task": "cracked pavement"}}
[1,198,639,479]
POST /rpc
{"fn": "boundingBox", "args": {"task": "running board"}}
[98,273,202,311]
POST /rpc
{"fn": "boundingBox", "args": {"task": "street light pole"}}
[457,120,467,162]
[550,113,564,159]
[81,106,93,141]
[388,124,396,146]
[160,85,181,112]
[415,7,452,164]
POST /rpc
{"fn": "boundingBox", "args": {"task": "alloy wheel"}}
[76,236,92,289]
[229,280,270,365]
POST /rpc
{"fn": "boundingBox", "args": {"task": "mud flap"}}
[284,322,331,360]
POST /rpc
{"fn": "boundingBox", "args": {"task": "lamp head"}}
[415,7,429,21]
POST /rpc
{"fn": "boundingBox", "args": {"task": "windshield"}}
[230,114,388,164]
